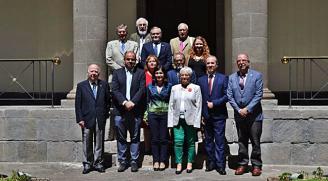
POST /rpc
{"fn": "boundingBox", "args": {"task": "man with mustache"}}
[227,53,264,176]
[130,17,152,61]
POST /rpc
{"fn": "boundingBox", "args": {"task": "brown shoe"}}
[252,167,262,176]
[235,166,246,175]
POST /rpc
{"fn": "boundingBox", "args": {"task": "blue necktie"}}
[153,44,158,57]
[121,42,125,54]
[92,83,97,98]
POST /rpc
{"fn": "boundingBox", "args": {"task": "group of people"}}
[75,17,264,177]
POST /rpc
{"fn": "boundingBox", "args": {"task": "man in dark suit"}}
[112,51,145,172]
[167,53,196,86]
[227,53,264,176]
[140,26,172,71]
[75,64,111,174]
[198,56,228,175]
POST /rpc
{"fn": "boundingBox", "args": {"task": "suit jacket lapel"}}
[235,73,242,94]
[84,81,96,100]
[96,81,103,100]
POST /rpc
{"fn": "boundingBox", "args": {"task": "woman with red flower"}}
[168,67,202,174]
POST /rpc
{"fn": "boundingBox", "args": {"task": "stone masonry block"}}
[232,14,251,38]
[313,144,328,165]
[261,143,291,165]
[273,120,310,143]
[17,141,47,162]
[291,144,316,165]
[31,109,75,119]
[261,119,273,143]
[309,119,328,143]
[232,0,267,15]
[86,17,106,40]
[4,109,29,118]
[47,142,80,162]
[105,140,117,154]
[37,119,67,141]
[225,119,238,142]
[0,141,18,162]
[250,14,267,37]
[4,118,37,141]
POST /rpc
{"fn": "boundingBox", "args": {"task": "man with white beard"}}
[130,17,152,61]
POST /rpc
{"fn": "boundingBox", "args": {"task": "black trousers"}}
[235,119,262,168]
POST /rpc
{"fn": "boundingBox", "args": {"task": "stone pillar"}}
[66,0,108,100]
[231,0,274,99]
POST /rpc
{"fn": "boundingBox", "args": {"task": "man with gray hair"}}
[170,23,195,65]
[130,17,152,61]
[106,24,138,82]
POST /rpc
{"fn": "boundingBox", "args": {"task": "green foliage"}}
[0,171,31,181]
[278,167,328,181]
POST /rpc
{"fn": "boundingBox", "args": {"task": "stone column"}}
[66,0,108,100]
[231,0,274,99]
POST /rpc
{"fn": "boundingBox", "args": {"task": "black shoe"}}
[205,165,215,172]
[216,168,227,175]
[82,167,92,174]
[175,169,182,174]
[131,162,139,172]
[186,169,193,173]
[117,164,127,172]
[95,166,105,173]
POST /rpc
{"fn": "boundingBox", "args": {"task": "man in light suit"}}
[75,64,111,174]
[106,24,138,82]
[129,17,152,61]
[170,23,194,65]
[112,51,145,172]
[227,53,264,176]
[198,55,228,175]
[140,26,172,71]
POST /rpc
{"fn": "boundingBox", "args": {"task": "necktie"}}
[153,44,158,57]
[179,41,184,53]
[121,42,125,54]
[92,83,97,98]
[208,74,213,95]
[239,75,245,90]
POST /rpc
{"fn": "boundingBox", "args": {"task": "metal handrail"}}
[0,57,61,107]
[281,56,328,107]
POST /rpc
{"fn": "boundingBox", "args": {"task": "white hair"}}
[180,67,193,76]
[177,23,188,30]
[136,17,148,27]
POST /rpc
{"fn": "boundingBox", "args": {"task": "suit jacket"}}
[129,33,152,44]
[111,67,145,118]
[227,69,263,121]
[168,83,202,128]
[170,36,194,64]
[167,68,197,86]
[198,73,228,120]
[140,42,173,71]
[75,79,111,129]
[106,40,138,81]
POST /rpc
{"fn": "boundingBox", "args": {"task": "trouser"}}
[82,119,105,168]
[148,113,168,163]
[115,115,141,165]
[204,118,226,169]
[236,119,263,168]
[173,119,197,164]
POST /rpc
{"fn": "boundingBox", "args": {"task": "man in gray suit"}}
[227,53,264,176]
[106,24,138,82]
[129,17,152,61]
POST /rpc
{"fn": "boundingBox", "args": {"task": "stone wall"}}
[0,105,327,166]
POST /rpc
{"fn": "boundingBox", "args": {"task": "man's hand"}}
[239,108,248,117]
[78,121,85,129]
[124,101,135,111]
[207,101,213,109]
